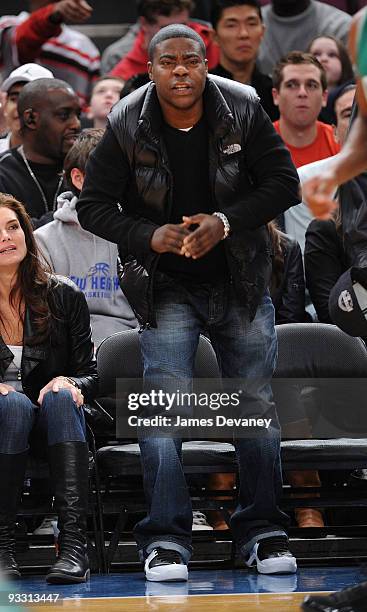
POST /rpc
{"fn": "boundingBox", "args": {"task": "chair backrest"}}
[96,329,220,397]
[274,323,367,436]
[275,323,367,378]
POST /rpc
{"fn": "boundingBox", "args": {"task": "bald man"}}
[0,78,81,227]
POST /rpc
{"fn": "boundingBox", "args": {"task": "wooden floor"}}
[29,592,325,611]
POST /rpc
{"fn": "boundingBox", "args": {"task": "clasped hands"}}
[150,214,224,258]
[0,376,84,408]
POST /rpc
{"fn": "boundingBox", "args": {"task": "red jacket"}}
[110,22,220,80]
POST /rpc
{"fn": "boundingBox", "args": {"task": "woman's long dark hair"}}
[0,193,53,344]
[268,220,285,292]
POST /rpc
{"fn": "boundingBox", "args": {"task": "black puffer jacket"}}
[77,76,299,327]
[0,276,98,405]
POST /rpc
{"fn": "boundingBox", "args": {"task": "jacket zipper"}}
[141,146,173,330]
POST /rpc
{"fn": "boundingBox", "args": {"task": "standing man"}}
[78,24,300,582]
[210,0,278,120]
[0,78,80,227]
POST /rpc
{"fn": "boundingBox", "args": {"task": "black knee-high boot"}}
[46,442,90,584]
[0,451,28,579]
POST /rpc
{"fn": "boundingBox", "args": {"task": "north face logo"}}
[222,143,242,155]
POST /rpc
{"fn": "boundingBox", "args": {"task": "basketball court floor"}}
[1,566,365,611]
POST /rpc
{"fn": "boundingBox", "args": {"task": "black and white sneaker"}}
[144,547,188,582]
[245,536,297,574]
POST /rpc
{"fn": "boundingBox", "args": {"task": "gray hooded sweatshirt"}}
[34,191,137,348]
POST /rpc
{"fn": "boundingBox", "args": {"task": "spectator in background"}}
[119,73,152,99]
[307,35,354,123]
[0,63,54,155]
[0,78,80,228]
[308,36,354,91]
[0,92,9,137]
[269,222,306,324]
[35,128,137,350]
[258,0,351,76]
[303,83,356,322]
[288,82,355,256]
[272,52,340,170]
[103,0,219,79]
[210,0,279,120]
[0,0,100,109]
[86,77,125,129]
[259,0,363,13]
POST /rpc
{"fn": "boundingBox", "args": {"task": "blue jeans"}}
[0,389,86,455]
[134,278,289,562]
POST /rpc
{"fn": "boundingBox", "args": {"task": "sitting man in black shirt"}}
[0,78,81,228]
[77,24,299,582]
[209,0,279,120]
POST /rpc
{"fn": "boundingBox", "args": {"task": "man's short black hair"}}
[18,78,75,119]
[148,23,206,60]
[328,81,356,125]
[211,0,262,30]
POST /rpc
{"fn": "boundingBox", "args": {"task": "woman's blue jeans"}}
[134,279,290,563]
[0,389,86,455]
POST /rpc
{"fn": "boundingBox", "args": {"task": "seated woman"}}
[0,194,98,584]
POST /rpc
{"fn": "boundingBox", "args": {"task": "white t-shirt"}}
[284,156,338,255]
[3,344,23,392]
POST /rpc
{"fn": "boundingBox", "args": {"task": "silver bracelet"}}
[213,212,231,240]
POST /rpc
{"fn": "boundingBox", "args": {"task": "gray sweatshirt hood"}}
[34,191,137,347]
[54,191,79,224]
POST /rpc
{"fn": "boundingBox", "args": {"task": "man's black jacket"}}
[77,75,300,327]
[305,219,349,324]
[0,148,65,228]
[0,276,98,405]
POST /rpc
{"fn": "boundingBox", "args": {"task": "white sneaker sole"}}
[145,564,188,582]
[245,543,297,575]
[256,556,297,574]
[192,525,214,531]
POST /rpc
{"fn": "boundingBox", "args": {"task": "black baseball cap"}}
[329,267,367,337]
